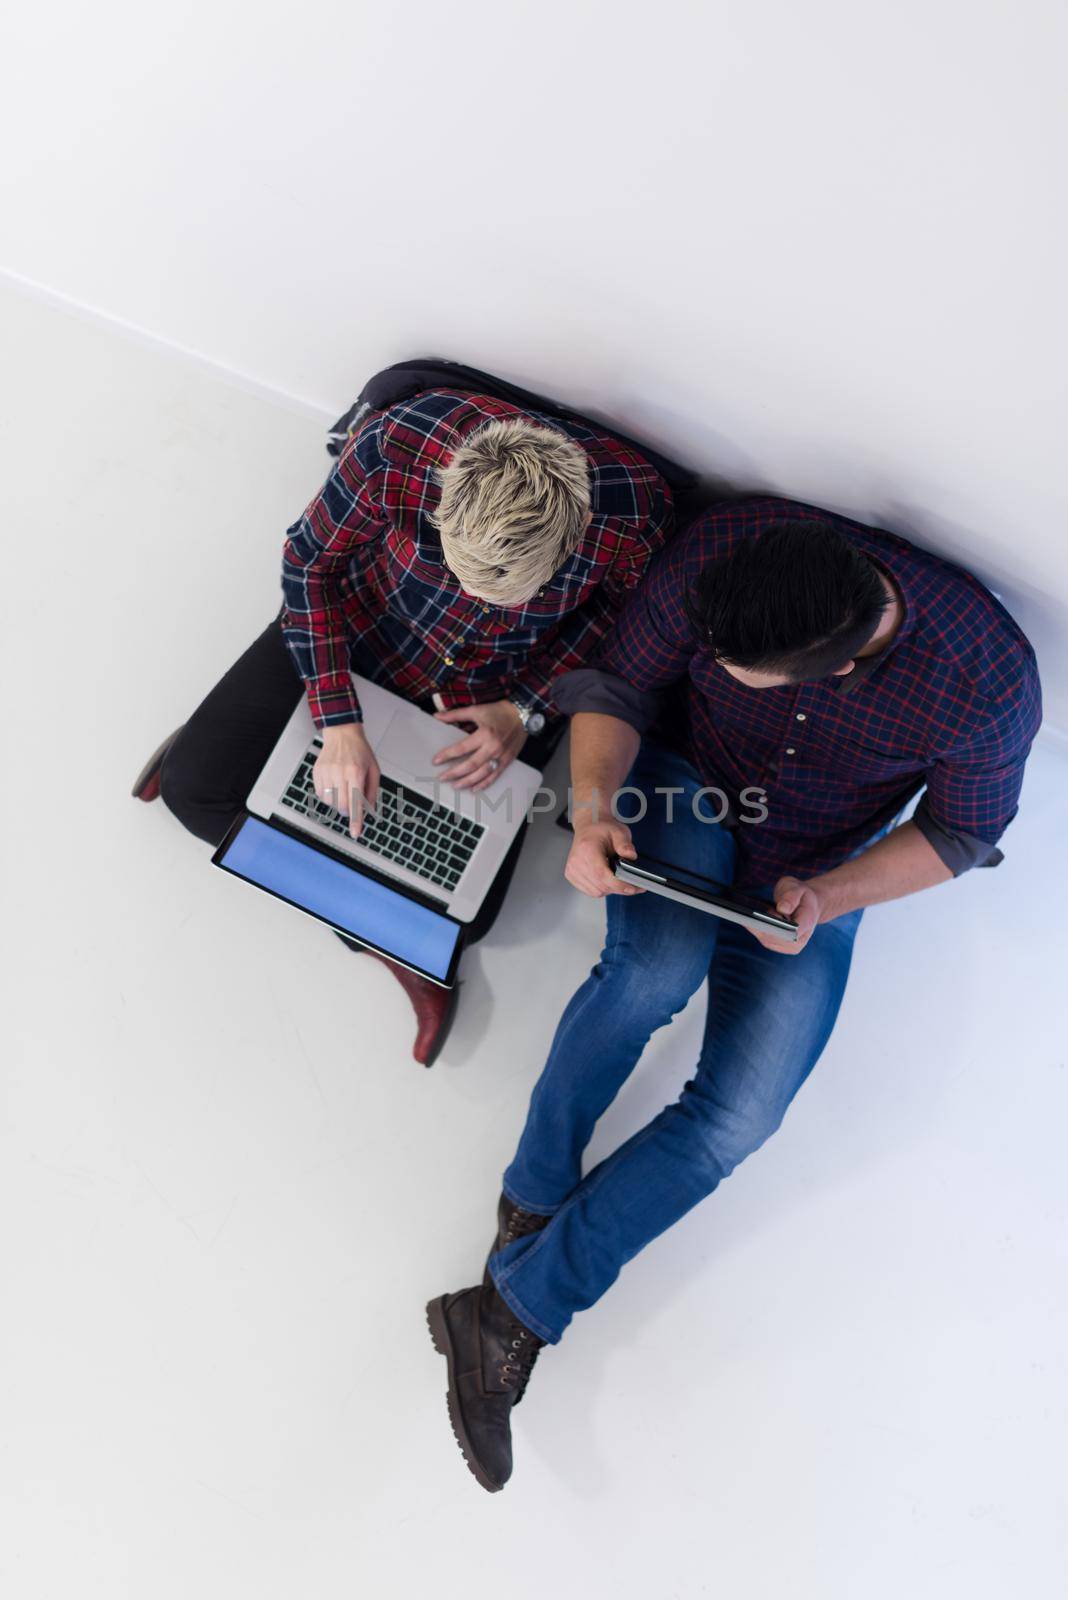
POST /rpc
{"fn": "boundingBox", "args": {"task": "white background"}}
[1,5,1067,1598]
[2,0,1066,723]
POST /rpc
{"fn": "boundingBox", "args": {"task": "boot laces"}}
[499,1321,542,1394]
[503,1206,545,1246]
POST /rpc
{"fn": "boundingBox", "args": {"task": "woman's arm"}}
[280,421,390,728]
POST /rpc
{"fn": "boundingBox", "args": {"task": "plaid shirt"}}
[280,389,673,728]
[558,497,1042,890]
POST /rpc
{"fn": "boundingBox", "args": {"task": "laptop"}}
[211,674,544,985]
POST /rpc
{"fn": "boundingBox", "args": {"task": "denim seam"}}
[500,1181,558,1217]
[502,922,633,1214]
[494,1119,666,1310]
[489,1263,561,1345]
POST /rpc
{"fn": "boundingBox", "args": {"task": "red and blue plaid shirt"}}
[558,497,1043,889]
[280,389,673,727]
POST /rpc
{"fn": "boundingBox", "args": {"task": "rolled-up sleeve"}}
[912,796,1006,873]
[553,667,665,732]
[913,648,1042,875]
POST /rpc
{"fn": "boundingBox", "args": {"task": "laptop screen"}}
[215,815,462,983]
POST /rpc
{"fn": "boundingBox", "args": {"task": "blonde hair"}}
[433,419,591,606]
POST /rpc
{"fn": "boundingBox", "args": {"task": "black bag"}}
[326,356,704,518]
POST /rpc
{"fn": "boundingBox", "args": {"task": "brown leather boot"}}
[130,727,183,801]
[483,1193,551,1282]
[481,1196,551,1403]
[426,1280,544,1492]
[491,1193,553,1258]
[338,934,460,1067]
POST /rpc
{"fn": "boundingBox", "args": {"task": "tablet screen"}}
[643,857,776,915]
[616,854,798,939]
[215,815,461,983]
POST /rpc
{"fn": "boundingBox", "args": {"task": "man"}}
[427,496,1042,1491]
[154,387,673,1060]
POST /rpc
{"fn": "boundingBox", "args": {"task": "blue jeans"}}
[490,741,884,1345]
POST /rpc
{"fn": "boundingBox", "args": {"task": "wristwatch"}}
[511,699,546,736]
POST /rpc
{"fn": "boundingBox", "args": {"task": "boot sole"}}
[425,1296,503,1494]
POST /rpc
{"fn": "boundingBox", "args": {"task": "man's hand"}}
[747,874,823,954]
[565,820,646,899]
[432,700,528,791]
[313,723,381,839]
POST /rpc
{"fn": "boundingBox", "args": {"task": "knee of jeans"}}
[593,938,709,1028]
[679,1081,786,1180]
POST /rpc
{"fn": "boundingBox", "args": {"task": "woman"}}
[144,386,674,1062]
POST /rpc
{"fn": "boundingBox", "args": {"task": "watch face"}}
[526,711,546,735]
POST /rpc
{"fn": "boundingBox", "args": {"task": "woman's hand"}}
[313,723,381,839]
[432,700,528,791]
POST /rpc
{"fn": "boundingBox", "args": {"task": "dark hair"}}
[683,519,890,680]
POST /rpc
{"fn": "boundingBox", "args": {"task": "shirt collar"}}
[828,549,914,695]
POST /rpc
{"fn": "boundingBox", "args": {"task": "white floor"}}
[2,281,1066,1600]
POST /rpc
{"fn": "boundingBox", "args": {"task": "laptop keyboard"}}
[278,738,485,895]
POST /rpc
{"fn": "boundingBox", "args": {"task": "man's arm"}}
[555,522,717,896]
[762,820,953,950]
[563,712,646,898]
[811,820,955,916]
[760,655,1043,953]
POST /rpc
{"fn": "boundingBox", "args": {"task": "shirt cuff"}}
[502,672,556,718]
[912,793,1005,876]
[305,674,364,728]
[552,667,664,733]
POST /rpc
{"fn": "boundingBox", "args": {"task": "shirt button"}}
[786,746,797,756]
[443,656,454,666]
[796,712,806,721]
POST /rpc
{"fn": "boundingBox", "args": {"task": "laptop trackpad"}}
[375,709,459,781]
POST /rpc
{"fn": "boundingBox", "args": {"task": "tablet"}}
[613,853,800,942]
[213,813,463,986]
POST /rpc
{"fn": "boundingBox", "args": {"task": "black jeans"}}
[159,615,564,945]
